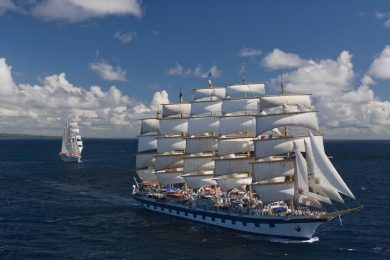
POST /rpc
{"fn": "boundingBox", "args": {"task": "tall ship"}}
[132,79,362,240]
[59,119,83,163]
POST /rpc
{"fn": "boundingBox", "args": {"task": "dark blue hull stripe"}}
[134,196,327,225]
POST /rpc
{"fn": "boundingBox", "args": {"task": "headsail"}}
[309,131,355,199]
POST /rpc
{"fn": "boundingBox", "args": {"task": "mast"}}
[280,73,293,210]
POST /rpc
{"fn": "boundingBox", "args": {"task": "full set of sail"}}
[59,120,83,163]
[136,82,355,208]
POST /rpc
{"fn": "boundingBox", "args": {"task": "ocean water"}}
[0,139,389,259]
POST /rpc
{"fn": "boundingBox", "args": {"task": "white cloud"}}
[31,0,143,22]
[90,60,127,82]
[269,48,390,138]
[0,57,168,137]
[316,75,390,138]
[280,51,354,96]
[238,47,262,57]
[167,63,221,78]
[368,45,390,80]
[167,62,184,76]
[209,65,222,78]
[263,49,306,70]
[114,31,137,43]
[0,0,15,15]
[375,11,390,28]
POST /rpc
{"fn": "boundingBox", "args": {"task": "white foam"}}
[267,236,319,244]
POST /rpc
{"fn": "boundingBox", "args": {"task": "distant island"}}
[0,133,59,139]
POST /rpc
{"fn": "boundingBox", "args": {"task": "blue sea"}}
[0,139,389,259]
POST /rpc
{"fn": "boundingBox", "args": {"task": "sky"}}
[0,0,389,138]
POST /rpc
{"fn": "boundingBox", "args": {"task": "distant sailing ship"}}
[59,119,83,163]
[132,78,362,240]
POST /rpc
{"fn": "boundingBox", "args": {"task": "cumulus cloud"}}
[31,0,143,22]
[0,0,15,15]
[368,45,390,79]
[167,63,221,78]
[0,57,168,137]
[238,47,262,57]
[114,31,137,44]
[375,11,390,28]
[316,75,390,138]
[281,51,354,96]
[90,60,127,81]
[263,49,306,70]
[270,48,390,138]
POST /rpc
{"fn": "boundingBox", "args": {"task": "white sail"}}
[68,122,79,133]
[137,135,157,152]
[294,146,309,193]
[136,153,156,169]
[260,95,312,111]
[141,118,159,134]
[222,98,259,115]
[77,139,83,153]
[160,118,188,135]
[155,171,185,185]
[218,137,253,156]
[214,157,254,177]
[190,100,222,116]
[193,87,226,101]
[256,111,319,135]
[61,123,68,154]
[215,175,252,191]
[136,169,158,183]
[188,117,219,136]
[252,182,294,204]
[185,137,217,154]
[309,131,355,199]
[157,137,186,153]
[252,159,294,182]
[226,83,265,97]
[61,121,82,157]
[294,142,333,205]
[183,156,215,173]
[257,176,287,184]
[219,116,256,136]
[155,154,184,171]
[317,184,344,203]
[254,135,323,159]
[162,103,191,118]
[182,172,216,189]
[296,194,322,208]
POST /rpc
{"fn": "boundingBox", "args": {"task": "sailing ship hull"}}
[134,196,327,240]
[59,153,81,163]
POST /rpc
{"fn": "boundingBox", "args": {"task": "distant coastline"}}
[0,133,59,139]
[0,133,137,140]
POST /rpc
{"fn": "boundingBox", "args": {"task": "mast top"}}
[241,63,246,84]
[179,87,183,103]
[207,71,212,88]
[280,73,285,95]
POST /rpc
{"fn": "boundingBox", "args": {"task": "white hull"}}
[59,153,81,163]
[134,196,327,240]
